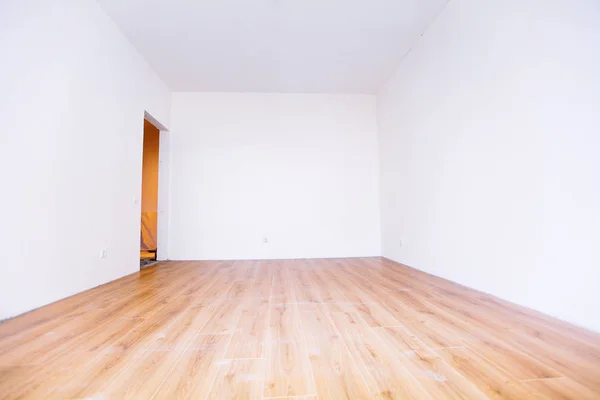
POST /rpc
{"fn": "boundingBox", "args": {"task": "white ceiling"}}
[97,0,448,93]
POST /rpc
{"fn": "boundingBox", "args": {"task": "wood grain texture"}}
[207,359,264,400]
[1,258,599,399]
[299,304,372,399]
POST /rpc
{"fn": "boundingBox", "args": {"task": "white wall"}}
[0,0,171,320]
[378,0,600,331]
[169,93,381,260]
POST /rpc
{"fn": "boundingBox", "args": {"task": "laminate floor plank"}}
[436,347,546,399]
[225,298,269,359]
[207,358,264,400]
[524,377,600,400]
[264,301,316,398]
[152,334,231,399]
[299,304,372,399]
[329,311,429,399]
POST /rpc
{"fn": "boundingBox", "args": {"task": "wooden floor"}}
[1,258,600,399]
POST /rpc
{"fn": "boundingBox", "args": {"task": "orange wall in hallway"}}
[141,119,159,249]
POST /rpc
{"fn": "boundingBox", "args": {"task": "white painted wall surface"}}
[169,93,381,260]
[377,0,600,331]
[156,130,172,261]
[0,0,171,320]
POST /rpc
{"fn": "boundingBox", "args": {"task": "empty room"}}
[1,0,599,399]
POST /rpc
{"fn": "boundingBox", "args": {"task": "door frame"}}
[143,111,170,261]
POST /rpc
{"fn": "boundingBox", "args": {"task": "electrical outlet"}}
[100,249,108,259]
[263,237,268,244]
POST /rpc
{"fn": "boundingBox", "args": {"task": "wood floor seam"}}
[519,376,567,382]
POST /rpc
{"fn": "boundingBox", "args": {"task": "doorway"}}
[140,118,160,267]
